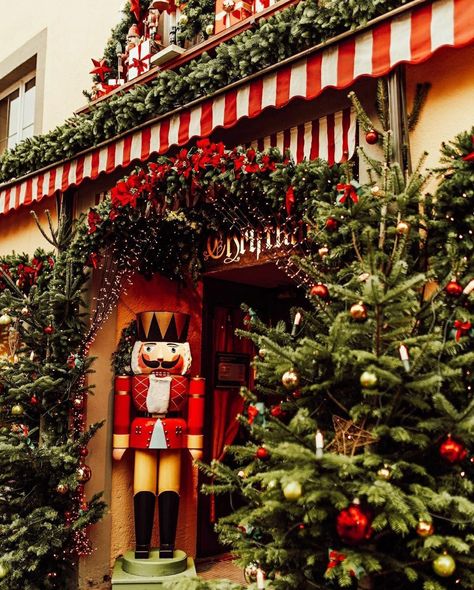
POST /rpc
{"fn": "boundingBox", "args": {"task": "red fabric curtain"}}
[210,306,254,521]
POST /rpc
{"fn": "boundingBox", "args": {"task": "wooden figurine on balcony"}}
[112,311,205,560]
[145,0,172,51]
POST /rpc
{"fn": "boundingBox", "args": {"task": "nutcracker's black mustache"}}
[142,357,180,370]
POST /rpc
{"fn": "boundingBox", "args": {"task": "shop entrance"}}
[197,261,305,556]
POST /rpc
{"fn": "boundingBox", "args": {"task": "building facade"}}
[0,0,473,588]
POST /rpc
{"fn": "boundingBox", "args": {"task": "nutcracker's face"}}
[131,340,192,375]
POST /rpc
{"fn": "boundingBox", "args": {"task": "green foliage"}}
[178,0,215,43]
[0,0,412,183]
[112,320,136,375]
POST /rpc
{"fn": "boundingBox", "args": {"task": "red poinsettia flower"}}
[196,138,211,149]
[246,148,256,162]
[87,210,102,234]
[110,180,139,208]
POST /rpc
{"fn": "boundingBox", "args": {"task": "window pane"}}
[7,133,18,149]
[22,123,34,139]
[22,81,36,131]
[7,89,20,143]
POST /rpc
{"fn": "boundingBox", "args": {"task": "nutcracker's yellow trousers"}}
[133,449,181,495]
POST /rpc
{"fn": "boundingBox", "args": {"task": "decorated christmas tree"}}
[203,105,474,589]
[0,215,105,590]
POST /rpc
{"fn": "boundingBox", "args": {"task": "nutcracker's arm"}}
[187,377,205,460]
[113,376,132,459]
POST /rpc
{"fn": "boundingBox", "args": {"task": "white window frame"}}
[0,71,36,151]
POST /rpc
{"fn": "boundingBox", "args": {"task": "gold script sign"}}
[203,224,306,268]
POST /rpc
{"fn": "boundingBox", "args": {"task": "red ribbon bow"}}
[336,183,359,204]
[454,320,471,341]
[327,550,346,569]
[247,405,260,425]
[131,54,151,76]
[286,186,295,215]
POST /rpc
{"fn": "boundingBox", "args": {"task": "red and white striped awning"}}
[0,0,472,216]
[249,108,356,164]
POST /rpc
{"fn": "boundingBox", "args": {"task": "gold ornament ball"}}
[371,185,381,197]
[432,553,456,578]
[258,348,268,359]
[0,563,8,579]
[318,246,329,258]
[0,313,12,326]
[205,24,214,36]
[416,519,434,537]
[76,464,92,484]
[283,480,302,501]
[350,302,368,321]
[11,404,24,416]
[56,483,69,495]
[377,464,392,480]
[360,370,378,389]
[396,221,410,235]
[282,369,300,390]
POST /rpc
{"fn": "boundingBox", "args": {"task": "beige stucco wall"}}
[406,45,474,183]
[0,200,54,256]
[0,0,125,134]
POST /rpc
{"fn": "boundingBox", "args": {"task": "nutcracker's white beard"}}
[146,374,171,415]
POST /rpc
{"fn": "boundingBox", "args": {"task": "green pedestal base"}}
[112,549,196,589]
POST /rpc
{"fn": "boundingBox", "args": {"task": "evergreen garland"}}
[0,0,412,183]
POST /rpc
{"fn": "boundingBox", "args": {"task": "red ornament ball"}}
[44,325,54,335]
[439,435,467,464]
[310,283,329,300]
[336,502,373,545]
[30,395,39,406]
[445,280,463,297]
[292,389,302,399]
[80,447,89,457]
[365,129,379,145]
[325,217,339,232]
[76,464,92,483]
[256,447,270,460]
[72,396,85,410]
[270,404,285,418]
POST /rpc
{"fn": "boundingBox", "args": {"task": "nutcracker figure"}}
[113,311,205,559]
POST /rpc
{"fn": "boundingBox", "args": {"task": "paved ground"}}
[196,554,246,584]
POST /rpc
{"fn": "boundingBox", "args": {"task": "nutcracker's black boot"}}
[158,491,180,558]
[134,491,156,559]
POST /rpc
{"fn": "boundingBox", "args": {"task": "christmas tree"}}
[0,214,105,590]
[203,100,474,589]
